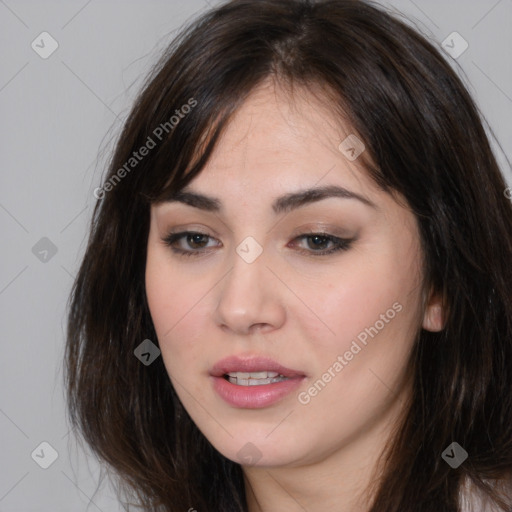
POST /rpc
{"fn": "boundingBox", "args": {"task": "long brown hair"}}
[64,0,512,510]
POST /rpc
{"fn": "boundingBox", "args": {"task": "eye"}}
[162,231,220,258]
[161,231,354,258]
[290,233,353,255]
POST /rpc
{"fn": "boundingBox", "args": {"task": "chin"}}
[205,429,307,468]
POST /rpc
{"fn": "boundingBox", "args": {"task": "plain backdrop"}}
[1,0,511,510]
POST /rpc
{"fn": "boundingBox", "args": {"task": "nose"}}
[214,246,286,336]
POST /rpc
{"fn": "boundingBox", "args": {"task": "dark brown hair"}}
[64,0,512,510]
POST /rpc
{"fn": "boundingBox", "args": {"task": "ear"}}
[422,289,446,332]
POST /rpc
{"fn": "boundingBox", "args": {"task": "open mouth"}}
[211,355,306,408]
[224,371,289,386]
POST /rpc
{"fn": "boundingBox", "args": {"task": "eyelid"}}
[290,223,354,239]
[163,223,221,237]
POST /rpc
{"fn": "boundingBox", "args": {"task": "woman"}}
[64,0,512,510]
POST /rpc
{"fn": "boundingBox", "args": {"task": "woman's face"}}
[145,79,442,469]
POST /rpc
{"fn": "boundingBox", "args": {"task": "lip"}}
[211,355,306,378]
[210,355,306,409]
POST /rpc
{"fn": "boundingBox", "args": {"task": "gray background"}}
[1,0,511,510]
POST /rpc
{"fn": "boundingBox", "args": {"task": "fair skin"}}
[145,78,445,511]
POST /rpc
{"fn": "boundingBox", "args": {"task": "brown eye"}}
[290,233,353,256]
[162,231,220,257]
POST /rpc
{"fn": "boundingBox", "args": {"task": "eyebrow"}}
[163,184,377,214]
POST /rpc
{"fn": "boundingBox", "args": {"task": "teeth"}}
[227,371,281,379]
[228,376,289,386]
[226,371,288,386]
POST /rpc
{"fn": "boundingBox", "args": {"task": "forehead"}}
[185,79,376,199]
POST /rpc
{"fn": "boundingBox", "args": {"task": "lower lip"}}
[211,375,305,409]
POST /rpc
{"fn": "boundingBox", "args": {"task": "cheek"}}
[296,251,418,351]
[145,250,215,376]
[145,270,202,406]
[316,262,421,388]
[297,278,418,430]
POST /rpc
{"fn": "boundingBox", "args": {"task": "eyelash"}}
[161,231,354,258]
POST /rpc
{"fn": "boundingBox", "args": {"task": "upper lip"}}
[211,355,306,378]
